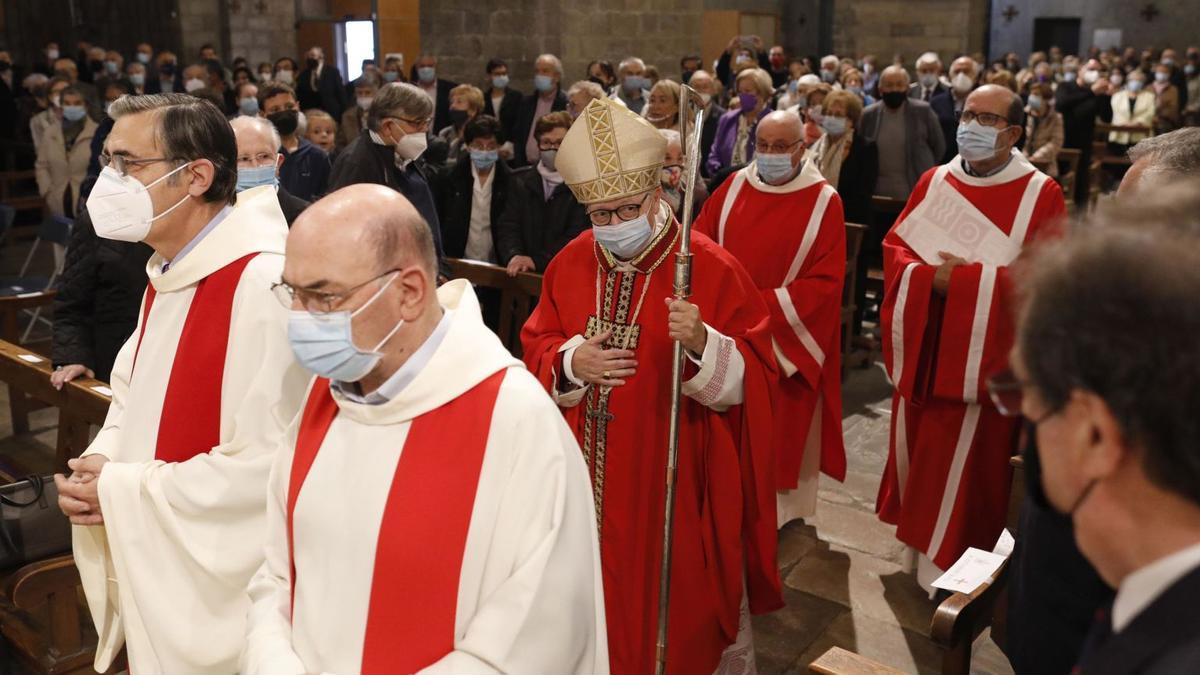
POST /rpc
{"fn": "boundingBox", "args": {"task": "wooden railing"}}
[444,258,542,357]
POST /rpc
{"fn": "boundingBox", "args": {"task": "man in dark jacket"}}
[411,54,456,136]
[328,82,446,274]
[259,82,331,202]
[688,70,725,178]
[51,208,152,385]
[434,116,509,261]
[231,115,311,226]
[495,111,587,275]
[510,54,568,167]
[296,46,347,120]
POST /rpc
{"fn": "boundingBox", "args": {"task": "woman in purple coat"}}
[706,67,774,175]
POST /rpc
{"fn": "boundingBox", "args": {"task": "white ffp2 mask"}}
[86,164,191,242]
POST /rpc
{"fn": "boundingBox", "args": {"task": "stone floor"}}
[751,362,1012,674]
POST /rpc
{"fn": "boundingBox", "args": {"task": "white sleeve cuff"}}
[552,335,589,408]
[681,323,745,411]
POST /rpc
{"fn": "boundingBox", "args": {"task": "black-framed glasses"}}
[960,110,1011,127]
[271,268,400,314]
[586,193,651,226]
[755,138,803,154]
[986,367,1063,423]
[538,141,562,152]
[99,152,174,178]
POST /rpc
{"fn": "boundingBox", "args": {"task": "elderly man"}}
[930,56,980,161]
[412,53,457,133]
[1005,126,1200,675]
[688,70,727,177]
[329,82,446,273]
[1011,207,1200,672]
[512,53,568,167]
[230,115,310,225]
[295,45,347,119]
[613,56,650,114]
[862,65,945,200]
[53,94,308,673]
[910,51,948,102]
[695,111,847,526]
[566,80,607,120]
[241,184,606,674]
[876,84,1066,590]
[522,97,781,675]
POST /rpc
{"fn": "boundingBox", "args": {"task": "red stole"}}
[131,253,257,463]
[286,369,508,674]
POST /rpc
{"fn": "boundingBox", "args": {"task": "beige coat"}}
[35,117,97,217]
[1109,90,1156,145]
[1023,110,1064,177]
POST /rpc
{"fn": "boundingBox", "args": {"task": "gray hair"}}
[618,57,645,75]
[108,93,238,204]
[881,64,911,86]
[1127,128,1200,182]
[229,115,281,152]
[368,82,433,133]
[536,53,563,77]
[566,80,605,102]
[916,51,942,69]
[658,128,681,149]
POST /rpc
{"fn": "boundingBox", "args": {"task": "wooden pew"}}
[444,258,542,357]
[0,340,117,674]
[810,646,907,675]
[928,455,1025,675]
[842,223,867,378]
[0,170,45,226]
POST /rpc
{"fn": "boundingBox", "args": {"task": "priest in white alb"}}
[695,110,847,527]
[54,94,309,673]
[874,85,1065,587]
[241,184,607,674]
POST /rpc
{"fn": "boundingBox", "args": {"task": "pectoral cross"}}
[584,316,642,351]
[585,406,614,423]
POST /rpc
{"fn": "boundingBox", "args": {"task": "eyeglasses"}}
[586,193,651,226]
[755,139,803,154]
[238,152,277,167]
[386,115,432,132]
[538,141,562,152]
[960,110,1011,127]
[986,368,1028,417]
[271,268,400,314]
[98,153,175,178]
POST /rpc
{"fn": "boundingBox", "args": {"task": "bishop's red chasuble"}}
[522,218,783,675]
[875,152,1066,570]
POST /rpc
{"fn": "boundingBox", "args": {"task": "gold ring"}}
[603,370,610,379]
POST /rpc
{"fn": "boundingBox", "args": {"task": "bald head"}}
[758,110,803,139]
[688,70,715,95]
[967,84,1023,125]
[289,184,437,285]
[879,65,910,92]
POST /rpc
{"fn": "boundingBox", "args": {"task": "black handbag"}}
[0,475,72,571]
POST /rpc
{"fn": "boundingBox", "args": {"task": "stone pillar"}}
[229,0,297,68]
[177,0,227,63]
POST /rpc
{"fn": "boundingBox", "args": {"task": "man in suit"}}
[328,82,446,275]
[482,58,522,151]
[296,46,347,120]
[687,70,725,179]
[511,54,568,168]
[411,54,456,135]
[908,51,948,103]
[927,56,978,162]
[1011,183,1200,674]
[861,66,945,200]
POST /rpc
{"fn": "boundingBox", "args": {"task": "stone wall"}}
[989,0,1200,61]
[831,0,988,67]
[177,0,226,63]
[228,0,297,67]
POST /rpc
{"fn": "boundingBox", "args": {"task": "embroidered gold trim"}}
[572,166,661,204]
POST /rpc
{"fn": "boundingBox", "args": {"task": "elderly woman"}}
[437,83,484,166]
[1151,61,1181,133]
[35,85,96,219]
[1022,82,1064,177]
[706,67,773,175]
[799,81,832,147]
[644,79,681,130]
[658,128,708,220]
[840,68,876,106]
[566,80,606,120]
[810,90,876,223]
[1109,69,1156,150]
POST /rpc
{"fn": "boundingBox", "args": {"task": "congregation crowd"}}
[0,28,1198,675]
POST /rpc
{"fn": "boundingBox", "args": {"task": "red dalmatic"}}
[522,219,782,675]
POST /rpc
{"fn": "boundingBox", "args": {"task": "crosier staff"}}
[655,84,707,675]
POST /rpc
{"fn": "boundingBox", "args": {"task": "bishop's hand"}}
[665,298,707,356]
[571,330,638,388]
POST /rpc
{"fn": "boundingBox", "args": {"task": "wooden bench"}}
[1056,148,1081,212]
[842,223,866,379]
[809,646,906,675]
[0,170,46,240]
[0,291,59,434]
[0,339,117,674]
[444,258,542,357]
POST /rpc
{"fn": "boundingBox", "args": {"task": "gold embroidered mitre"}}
[558,97,667,205]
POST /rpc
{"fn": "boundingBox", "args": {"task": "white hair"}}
[659,128,681,149]
[821,55,839,67]
[916,51,942,69]
[618,57,645,74]
[229,115,281,151]
[536,53,563,77]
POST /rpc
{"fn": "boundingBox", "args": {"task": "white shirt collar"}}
[333,307,454,405]
[471,162,494,191]
[1112,541,1200,633]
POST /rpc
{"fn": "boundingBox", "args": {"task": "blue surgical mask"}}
[1127,79,1144,92]
[540,149,558,172]
[129,73,145,87]
[236,164,278,192]
[820,115,848,137]
[62,105,87,122]
[956,119,1001,161]
[534,74,555,92]
[1027,95,1044,111]
[383,71,399,82]
[137,53,151,65]
[624,76,647,92]
[105,61,119,75]
[594,210,654,259]
[492,74,509,89]
[847,85,864,97]
[417,67,436,83]
[239,96,259,116]
[755,153,796,183]
[287,274,403,382]
[470,149,499,170]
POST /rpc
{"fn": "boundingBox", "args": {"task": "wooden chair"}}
[842,223,866,379]
[444,258,543,357]
[809,646,906,674]
[927,456,1026,675]
[1056,148,1082,212]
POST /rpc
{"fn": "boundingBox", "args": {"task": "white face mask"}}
[86,164,192,242]
[395,131,427,161]
[184,78,206,93]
